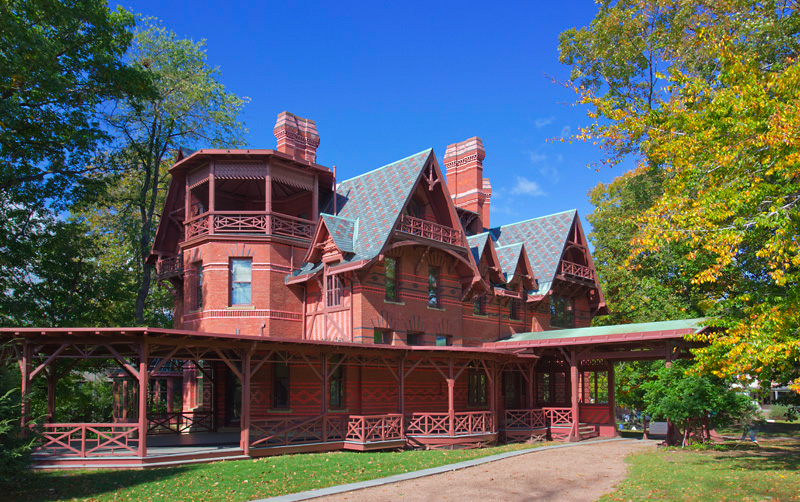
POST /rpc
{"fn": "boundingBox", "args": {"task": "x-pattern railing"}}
[346,414,403,443]
[405,413,450,436]
[560,261,594,280]
[37,423,139,457]
[542,407,573,427]
[503,409,546,429]
[250,415,347,448]
[396,215,463,246]
[215,214,269,233]
[271,214,314,239]
[147,411,214,435]
[453,411,493,435]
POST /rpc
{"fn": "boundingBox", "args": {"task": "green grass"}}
[5,442,550,502]
[601,439,800,502]
[718,420,800,439]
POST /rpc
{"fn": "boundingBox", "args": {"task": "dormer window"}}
[326,275,343,307]
[550,295,573,328]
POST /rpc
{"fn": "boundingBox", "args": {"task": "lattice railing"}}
[250,414,347,448]
[36,423,139,457]
[271,213,314,239]
[147,411,214,435]
[560,261,594,281]
[405,413,450,436]
[185,213,210,239]
[346,414,403,443]
[503,409,546,430]
[542,407,573,427]
[396,215,463,246]
[453,411,494,435]
[156,253,184,279]
[214,212,269,233]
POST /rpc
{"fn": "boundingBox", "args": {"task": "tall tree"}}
[95,20,248,324]
[561,1,800,390]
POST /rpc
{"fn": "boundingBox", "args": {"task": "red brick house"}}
[2,112,707,468]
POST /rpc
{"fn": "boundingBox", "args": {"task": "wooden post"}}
[46,367,57,423]
[608,362,617,436]
[208,162,216,235]
[20,342,31,436]
[447,358,455,436]
[184,173,191,240]
[569,349,580,442]
[528,363,536,409]
[138,339,149,458]
[321,354,328,415]
[398,357,405,414]
[312,173,319,222]
[241,349,251,455]
[488,361,496,432]
[265,162,272,234]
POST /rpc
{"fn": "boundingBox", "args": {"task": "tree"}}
[642,360,753,446]
[561,1,800,391]
[93,20,248,324]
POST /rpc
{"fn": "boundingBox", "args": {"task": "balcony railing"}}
[346,414,403,443]
[560,261,594,281]
[405,411,494,436]
[396,215,463,246]
[184,211,315,241]
[35,423,139,458]
[155,253,184,279]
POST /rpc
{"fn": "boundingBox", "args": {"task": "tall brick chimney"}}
[274,111,320,163]
[444,136,492,228]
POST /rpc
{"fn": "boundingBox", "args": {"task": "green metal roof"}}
[498,318,709,343]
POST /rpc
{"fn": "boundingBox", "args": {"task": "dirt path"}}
[315,439,655,502]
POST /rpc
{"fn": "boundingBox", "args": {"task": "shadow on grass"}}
[707,439,800,472]
[3,464,194,502]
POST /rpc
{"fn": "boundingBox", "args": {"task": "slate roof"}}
[495,243,525,283]
[466,232,491,263]
[320,214,357,254]
[495,318,709,344]
[292,149,433,278]
[489,209,576,294]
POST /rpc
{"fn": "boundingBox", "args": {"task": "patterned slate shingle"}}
[320,214,356,254]
[466,232,490,263]
[495,243,524,283]
[489,209,576,293]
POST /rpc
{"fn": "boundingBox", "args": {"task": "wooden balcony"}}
[396,214,463,246]
[155,253,184,280]
[184,211,315,241]
[559,261,594,282]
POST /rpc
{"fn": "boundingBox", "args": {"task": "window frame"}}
[329,355,345,409]
[194,261,203,310]
[435,334,452,346]
[373,329,392,345]
[473,295,486,315]
[549,295,574,328]
[272,356,290,409]
[385,257,399,302]
[428,266,441,308]
[229,257,253,306]
[326,274,343,307]
[468,369,488,407]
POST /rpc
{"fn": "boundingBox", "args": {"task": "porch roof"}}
[485,318,709,349]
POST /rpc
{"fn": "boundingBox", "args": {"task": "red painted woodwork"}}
[184,211,314,240]
[156,253,184,279]
[250,414,347,448]
[396,214,463,246]
[147,411,215,435]
[503,409,546,430]
[540,407,573,427]
[36,423,139,458]
[346,414,403,443]
[405,411,493,436]
[559,261,594,281]
[579,405,611,425]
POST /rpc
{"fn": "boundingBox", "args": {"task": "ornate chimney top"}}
[274,111,320,163]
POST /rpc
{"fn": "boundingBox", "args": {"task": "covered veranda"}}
[0,319,708,469]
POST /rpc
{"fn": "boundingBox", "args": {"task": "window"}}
[537,373,551,404]
[428,267,440,308]
[195,262,203,310]
[509,299,520,320]
[468,370,488,406]
[373,329,392,345]
[272,357,290,409]
[326,274,343,307]
[580,371,609,405]
[329,355,345,409]
[549,295,573,328]
[436,334,452,346]
[230,258,252,305]
[385,257,398,301]
[406,332,422,346]
[473,296,486,315]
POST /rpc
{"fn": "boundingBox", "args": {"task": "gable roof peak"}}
[337,148,434,186]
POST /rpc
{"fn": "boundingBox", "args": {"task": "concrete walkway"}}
[253,438,656,502]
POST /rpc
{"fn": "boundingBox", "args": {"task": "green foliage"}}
[768,404,793,422]
[0,355,33,485]
[562,0,800,390]
[642,361,752,444]
[28,363,114,424]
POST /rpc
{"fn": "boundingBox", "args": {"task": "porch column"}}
[265,162,272,233]
[398,357,405,414]
[46,367,57,423]
[528,363,536,409]
[447,359,455,436]
[241,349,251,455]
[20,342,31,436]
[608,362,617,436]
[321,354,328,415]
[138,339,149,458]
[184,173,191,240]
[488,361,496,432]
[569,349,580,442]
[208,162,216,235]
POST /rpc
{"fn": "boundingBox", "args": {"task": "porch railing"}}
[184,211,315,240]
[147,411,215,435]
[250,414,347,448]
[346,414,403,443]
[541,407,573,427]
[396,215,463,246]
[503,409,546,430]
[405,411,494,436]
[35,423,139,458]
[559,261,594,281]
[156,253,184,279]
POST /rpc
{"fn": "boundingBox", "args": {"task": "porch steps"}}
[549,422,600,441]
[31,447,246,470]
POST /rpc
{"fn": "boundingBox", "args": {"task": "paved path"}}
[261,438,656,502]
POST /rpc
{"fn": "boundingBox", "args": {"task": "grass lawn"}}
[5,442,549,502]
[601,438,800,502]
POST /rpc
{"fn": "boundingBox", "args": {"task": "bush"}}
[769,405,790,421]
[0,373,33,485]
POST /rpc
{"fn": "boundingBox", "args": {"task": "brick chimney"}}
[273,111,320,163]
[444,136,492,228]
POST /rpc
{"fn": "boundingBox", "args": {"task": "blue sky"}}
[119,0,629,231]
